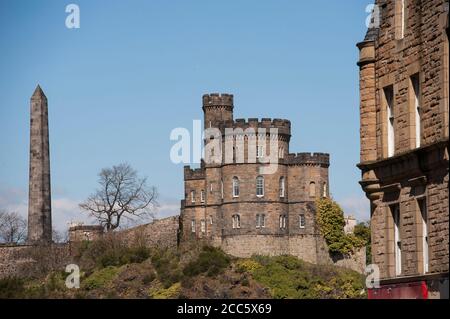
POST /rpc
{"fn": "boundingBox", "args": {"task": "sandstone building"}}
[180,93,338,264]
[357,0,449,298]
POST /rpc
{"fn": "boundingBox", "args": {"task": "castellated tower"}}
[202,93,234,129]
[27,85,52,244]
[180,93,332,264]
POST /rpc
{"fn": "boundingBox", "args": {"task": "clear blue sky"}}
[0,0,372,231]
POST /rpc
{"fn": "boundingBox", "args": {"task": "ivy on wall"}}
[316,198,366,256]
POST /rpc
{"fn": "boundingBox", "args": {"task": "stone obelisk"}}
[27,85,52,243]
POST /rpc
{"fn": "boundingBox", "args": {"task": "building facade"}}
[357,0,449,298]
[180,93,337,264]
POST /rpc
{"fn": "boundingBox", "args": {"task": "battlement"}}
[286,152,330,166]
[202,93,234,108]
[221,118,291,136]
[184,165,206,180]
[68,225,103,232]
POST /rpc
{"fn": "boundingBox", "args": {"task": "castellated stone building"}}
[180,93,334,264]
[357,0,449,298]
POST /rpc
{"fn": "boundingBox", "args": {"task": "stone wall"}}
[0,244,71,279]
[358,0,449,282]
[117,216,180,249]
[215,234,366,273]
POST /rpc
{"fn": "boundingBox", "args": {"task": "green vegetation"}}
[183,246,231,278]
[354,221,371,264]
[248,255,365,299]
[151,248,183,288]
[0,241,366,299]
[149,282,181,299]
[83,266,120,290]
[0,277,25,298]
[316,198,365,255]
[77,236,151,268]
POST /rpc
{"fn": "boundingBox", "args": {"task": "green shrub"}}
[249,255,365,299]
[151,249,183,288]
[149,282,181,299]
[354,221,372,264]
[182,246,230,278]
[235,259,262,273]
[0,277,25,298]
[77,234,151,269]
[83,266,120,290]
[316,198,365,255]
[142,272,156,285]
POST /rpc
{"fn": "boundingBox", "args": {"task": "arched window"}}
[191,190,196,203]
[256,176,264,197]
[322,182,327,198]
[256,214,266,228]
[232,214,241,229]
[279,177,285,198]
[309,182,316,197]
[232,177,239,197]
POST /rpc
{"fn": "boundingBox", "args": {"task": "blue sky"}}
[0,0,372,232]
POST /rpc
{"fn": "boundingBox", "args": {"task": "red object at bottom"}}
[368,281,428,299]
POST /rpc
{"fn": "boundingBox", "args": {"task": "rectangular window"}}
[200,220,206,233]
[299,214,306,229]
[279,215,287,229]
[418,198,428,273]
[390,204,402,276]
[191,190,195,203]
[209,216,213,225]
[279,177,285,198]
[256,214,266,228]
[191,220,195,233]
[411,74,421,148]
[279,147,284,159]
[200,190,205,203]
[395,0,405,40]
[384,86,395,157]
[256,145,264,158]
[232,214,240,229]
[256,177,264,197]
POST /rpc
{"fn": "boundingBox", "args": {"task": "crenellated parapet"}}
[184,165,206,180]
[286,152,330,167]
[202,93,234,109]
[216,118,291,137]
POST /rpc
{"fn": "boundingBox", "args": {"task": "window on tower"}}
[233,177,240,197]
[256,176,264,197]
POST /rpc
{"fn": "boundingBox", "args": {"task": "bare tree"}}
[0,210,27,244]
[79,163,158,231]
[52,229,68,243]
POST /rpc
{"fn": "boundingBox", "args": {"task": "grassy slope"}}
[0,242,366,299]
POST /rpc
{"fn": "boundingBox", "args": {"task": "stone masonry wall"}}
[117,216,179,249]
[0,244,71,279]
[358,0,449,281]
[216,234,366,273]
